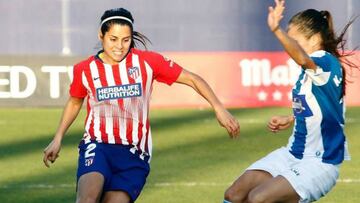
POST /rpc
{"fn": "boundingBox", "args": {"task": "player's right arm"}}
[267,115,294,133]
[43,96,84,167]
[268,0,317,70]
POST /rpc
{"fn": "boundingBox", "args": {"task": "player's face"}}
[101,24,132,65]
[287,24,314,54]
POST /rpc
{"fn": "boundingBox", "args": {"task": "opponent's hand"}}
[267,115,294,133]
[268,0,285,32]
[43,138,61,168]
[215,108,240,139]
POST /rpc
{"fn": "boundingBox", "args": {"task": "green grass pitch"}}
[0,107,359,202]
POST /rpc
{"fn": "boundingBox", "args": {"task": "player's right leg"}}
[224,147,292,203]
[76,140,111,203]
[76,172,105,203]
[101,191,131,203]
[224,170,272,203]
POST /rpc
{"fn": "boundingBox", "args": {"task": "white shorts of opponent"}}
[247,147,339,203]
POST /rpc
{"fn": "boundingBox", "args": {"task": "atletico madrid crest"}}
[128,66,140,80]
[85,158,94,166]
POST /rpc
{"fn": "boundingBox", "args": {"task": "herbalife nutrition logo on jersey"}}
[96,83,142,101]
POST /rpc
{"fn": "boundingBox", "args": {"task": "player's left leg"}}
[101,191,131,203]
[246,175,300,203]
[102,145,150,203]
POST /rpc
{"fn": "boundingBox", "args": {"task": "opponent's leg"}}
[246,175,299,203]
[224,170,272,203]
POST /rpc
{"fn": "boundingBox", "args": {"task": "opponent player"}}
[42,7,239,203]
[224,0,358,202]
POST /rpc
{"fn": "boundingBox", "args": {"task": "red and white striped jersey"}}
[70,48,182,158]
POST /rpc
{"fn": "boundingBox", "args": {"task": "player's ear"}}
[309,33,322,48]
[98,30,104,41]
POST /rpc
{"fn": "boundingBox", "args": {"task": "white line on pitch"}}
[1,179,359,189]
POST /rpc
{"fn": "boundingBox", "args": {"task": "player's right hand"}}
[43,138,62,168]
[267,115,294,133]
[268,0,285,32]
[215,108,240,139]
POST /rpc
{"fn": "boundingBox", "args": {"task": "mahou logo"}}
[239,58,301,102]
[240,58,300,87]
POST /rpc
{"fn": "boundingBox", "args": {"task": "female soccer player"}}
[43,7,240,203]
[224,0,357,202]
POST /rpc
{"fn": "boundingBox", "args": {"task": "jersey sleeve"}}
[304,51,332,86]
[142,51,183,85]
[69,63,87,98]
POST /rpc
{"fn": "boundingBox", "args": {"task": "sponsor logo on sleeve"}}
[333,75,342,87]
[163,56,174,67]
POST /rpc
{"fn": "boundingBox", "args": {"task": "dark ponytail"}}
[132,31,151,49]
[289,9,359,97]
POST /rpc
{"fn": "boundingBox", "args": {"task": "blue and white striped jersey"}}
[287,50,350,165]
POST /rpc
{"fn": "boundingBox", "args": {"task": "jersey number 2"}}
[85,143,96,158]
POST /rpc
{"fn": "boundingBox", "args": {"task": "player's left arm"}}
[267,115,294,133]
[175,69,240,138]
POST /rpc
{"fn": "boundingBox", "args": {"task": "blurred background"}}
[1,1,360,203]
[1,0,360,54]
[1,0,360,107]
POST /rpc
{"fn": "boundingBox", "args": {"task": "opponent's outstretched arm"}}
[175,69,240,138]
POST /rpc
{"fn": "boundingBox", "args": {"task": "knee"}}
[76,194,100,203]
[224,186,242,202]
[247,190,267,203]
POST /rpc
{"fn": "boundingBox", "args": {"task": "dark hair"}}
[289,9,359,97]
[100,8,151,49]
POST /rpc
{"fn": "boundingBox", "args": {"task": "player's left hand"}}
[215,108,240,138]
[267,115,294,133]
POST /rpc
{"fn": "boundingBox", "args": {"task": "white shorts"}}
[247,147,339,203]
